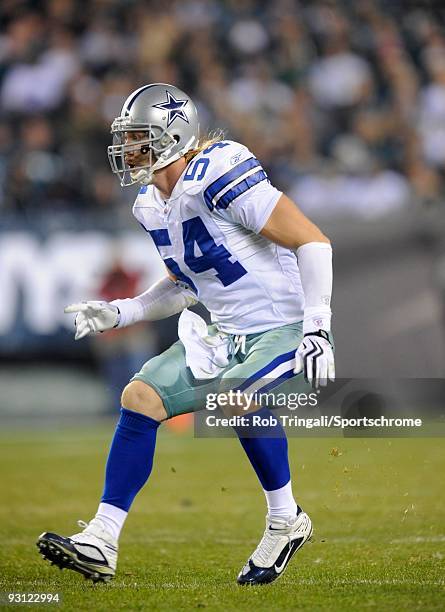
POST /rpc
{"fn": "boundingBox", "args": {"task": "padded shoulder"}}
[182,140,267,211]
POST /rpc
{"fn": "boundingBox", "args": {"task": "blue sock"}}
[234,407,290,491]
[101,408,160,512]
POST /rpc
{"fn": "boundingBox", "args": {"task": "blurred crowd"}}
[1,0,445,221]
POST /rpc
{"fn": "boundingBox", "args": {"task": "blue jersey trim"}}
[204,157,261,210]
[215,169,267,210]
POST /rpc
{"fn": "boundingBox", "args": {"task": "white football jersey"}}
[133,140,305,334]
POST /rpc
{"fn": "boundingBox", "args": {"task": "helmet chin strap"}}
[130,168,153,185]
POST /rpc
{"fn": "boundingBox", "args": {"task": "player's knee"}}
[121,381,167,422]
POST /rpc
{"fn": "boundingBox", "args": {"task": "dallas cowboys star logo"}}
[153,91,189,128]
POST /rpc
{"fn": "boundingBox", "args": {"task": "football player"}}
[37,84,334,585]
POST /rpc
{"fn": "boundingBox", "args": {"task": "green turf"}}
[0,425,444,611]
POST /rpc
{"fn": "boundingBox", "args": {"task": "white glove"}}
[64,301,120,340]
[294,330,335,388]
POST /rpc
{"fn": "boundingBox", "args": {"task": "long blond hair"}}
[184,129,226,163]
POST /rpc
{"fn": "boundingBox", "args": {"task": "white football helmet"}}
[108,83,200,186]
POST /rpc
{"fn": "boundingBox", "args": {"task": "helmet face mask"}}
[107,84,200,187]
[108,125,178,187]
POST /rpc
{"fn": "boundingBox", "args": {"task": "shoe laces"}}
[75,518,113,544]
[253,529,280,566]
[252,527,287,567]
[77,518,102,532]
[252,516,296,566]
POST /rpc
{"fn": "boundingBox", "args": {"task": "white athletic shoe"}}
[237,511,313,585]
[37,518,118,583]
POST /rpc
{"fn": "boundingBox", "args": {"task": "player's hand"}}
[294,330,335,388]
[64,301,120,340]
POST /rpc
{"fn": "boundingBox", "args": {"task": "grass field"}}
[0,424,444,611]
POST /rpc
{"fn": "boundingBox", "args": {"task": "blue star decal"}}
[153,91,189,128]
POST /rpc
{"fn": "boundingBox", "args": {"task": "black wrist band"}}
[304,329,330,342]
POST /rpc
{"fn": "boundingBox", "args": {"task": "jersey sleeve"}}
[196,141,282,234]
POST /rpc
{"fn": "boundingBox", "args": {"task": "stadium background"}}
[1,0,445,419]
[1,2,445,610]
